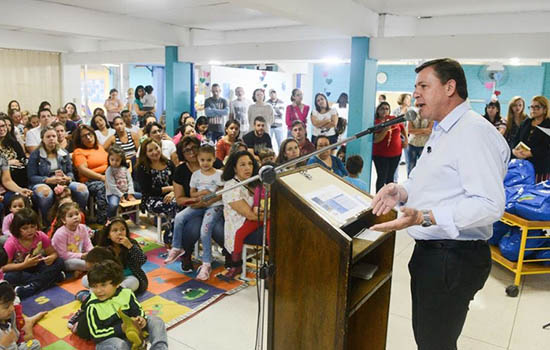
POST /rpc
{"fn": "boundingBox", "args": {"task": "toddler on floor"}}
[51,202,94,274]
[2,208,64,299]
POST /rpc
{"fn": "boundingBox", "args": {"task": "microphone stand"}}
[203,115,409,350]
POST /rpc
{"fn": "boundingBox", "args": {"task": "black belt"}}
[415,239,488,249]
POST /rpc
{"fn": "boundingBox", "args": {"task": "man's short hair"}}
[291,120,305,129]
[212,83,220,89]
[88,260,124,287]
[57,107,67,115]
[415,58,468,100]
[346,155,364,175]
[38,108,52,117]
[254,116,266,125]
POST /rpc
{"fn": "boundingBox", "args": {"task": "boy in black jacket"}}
[77,260,167,350]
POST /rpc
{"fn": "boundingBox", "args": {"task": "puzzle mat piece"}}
[22,286,75,317]
[146,267,191,294]
[37,300,81,339]
[140,295,192,325]
[160,279,225,310]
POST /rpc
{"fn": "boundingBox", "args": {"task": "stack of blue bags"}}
[489,159,550,264]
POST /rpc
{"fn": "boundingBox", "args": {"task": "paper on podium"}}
[355,228,384,241]
[304,185,367,226]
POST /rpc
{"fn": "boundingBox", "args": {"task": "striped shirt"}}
[115,131,136,158]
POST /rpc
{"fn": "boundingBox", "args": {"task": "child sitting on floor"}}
[51,202,94,275]
[47,186,86,239]
[0,281,41,350]
[89,219,148,294]
[2,208,65,299]
[75,260,167,349]
[1,195,31,246]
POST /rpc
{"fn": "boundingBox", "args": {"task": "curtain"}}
[0,49,61,114]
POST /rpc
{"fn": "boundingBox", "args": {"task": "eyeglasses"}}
[528,105,544,110]
[183,146,199,153]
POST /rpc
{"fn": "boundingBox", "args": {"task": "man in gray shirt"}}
[204,83,229,141]
[229,86,249,134]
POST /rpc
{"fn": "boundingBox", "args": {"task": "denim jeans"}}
[107,193,142,218]
[86,180,107,224]
[172,205,223,263]
[32,182,89,221]
[95,315,167,350]
[270,126,284,149]
[406,145,424,175]
[178,215,225,257]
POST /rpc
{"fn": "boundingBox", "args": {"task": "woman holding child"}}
[171,136,228,273]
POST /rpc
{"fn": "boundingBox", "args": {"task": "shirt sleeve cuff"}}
[432,207,460,239]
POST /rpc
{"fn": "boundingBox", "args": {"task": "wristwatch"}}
[421,210,433,227]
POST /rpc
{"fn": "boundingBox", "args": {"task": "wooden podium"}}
[267,165,396,350]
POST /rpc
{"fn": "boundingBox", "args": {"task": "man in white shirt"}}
[370,58,510,350]
[26,108,55,153]
[229,86,249,133]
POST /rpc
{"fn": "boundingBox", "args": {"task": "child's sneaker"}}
[180,254,193,273]
[14,283,38,299]
[196,263,211,281]
[75,289,91,303]
[164,248,185,264]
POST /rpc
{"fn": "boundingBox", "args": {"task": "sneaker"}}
[67,309,83,330]
[180,254,193,273]
[164,248,185,264]
[196,264,211,281]
[14,283,38,299]
[75,289,91,303]
[57,271,67,283]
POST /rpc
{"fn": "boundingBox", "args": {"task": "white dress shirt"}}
[402,101,510,241]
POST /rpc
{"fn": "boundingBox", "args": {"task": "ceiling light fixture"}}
[209,60,222,65]
[510,57,520,66]
[321,57,345,65]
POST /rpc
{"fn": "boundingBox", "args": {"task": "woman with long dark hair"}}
[311,93,338,145]
[0,116,27,188]
[482,100,506,135]
[371,101,408,192]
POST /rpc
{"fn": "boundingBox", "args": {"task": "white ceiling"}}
[2,0,550,64]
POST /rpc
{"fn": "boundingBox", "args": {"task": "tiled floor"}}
[138,164,550,349]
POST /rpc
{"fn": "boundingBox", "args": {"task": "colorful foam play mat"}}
[21,236,251,349]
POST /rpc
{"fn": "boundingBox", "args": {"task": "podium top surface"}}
[278,165,373,229]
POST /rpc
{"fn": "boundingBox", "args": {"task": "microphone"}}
[356,109,417,138]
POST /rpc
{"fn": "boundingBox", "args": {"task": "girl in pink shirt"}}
[51,202,93,273]
[2,208,65,299]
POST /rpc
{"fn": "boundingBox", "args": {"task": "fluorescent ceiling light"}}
[510,57,520,66]
[321,57,345,64]
[209,60,222,65]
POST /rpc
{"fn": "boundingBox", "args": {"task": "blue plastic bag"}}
[534,249,550,267]
[504,159,535,187]
[488,221,511,246]
[498,228,547,261]
[511,181,550,221]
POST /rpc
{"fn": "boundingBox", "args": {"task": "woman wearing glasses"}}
[512,95,550,182]
[143,122,178,165]
[72,124,108,224]
[172,136,228,272]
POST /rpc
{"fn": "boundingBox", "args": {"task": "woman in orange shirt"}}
[72,124,108,224]
[215,120,240,162]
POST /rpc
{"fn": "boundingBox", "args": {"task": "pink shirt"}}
[51,224,94,260]
[285,104,310,128]
[4,231,51,263]
[2,213,13,236]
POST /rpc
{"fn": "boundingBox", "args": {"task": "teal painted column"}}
[347,37,377,189]
[165,46,193,136]
[542,63,550,98]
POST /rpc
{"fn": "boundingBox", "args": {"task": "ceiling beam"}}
[0,0,190,47]
[231,0,379,36]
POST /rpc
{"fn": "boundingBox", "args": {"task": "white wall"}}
[61,63,82,108]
